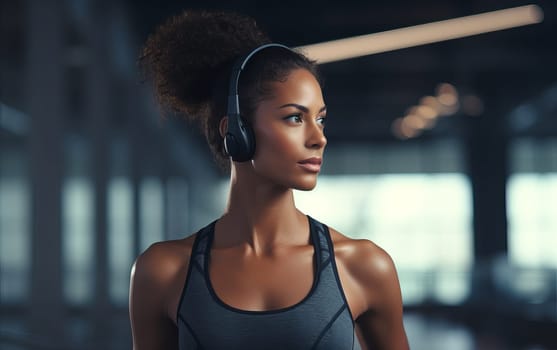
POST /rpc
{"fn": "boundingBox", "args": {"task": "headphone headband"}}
[227,43,292,116]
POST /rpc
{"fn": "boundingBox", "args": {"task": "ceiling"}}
[1,0,556,145]
[126,0,557,143]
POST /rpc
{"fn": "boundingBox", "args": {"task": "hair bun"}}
[139,10,270,120]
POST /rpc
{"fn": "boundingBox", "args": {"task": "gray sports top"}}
[177,215,362,349]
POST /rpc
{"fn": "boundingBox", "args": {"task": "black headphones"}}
[224,43,292,162]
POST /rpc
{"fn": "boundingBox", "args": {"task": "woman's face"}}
[249,68,327,191]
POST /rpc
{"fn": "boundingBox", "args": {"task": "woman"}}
[129,10,409,350]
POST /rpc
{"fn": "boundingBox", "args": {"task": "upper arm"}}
[129,242,183,350]
[352,240,409,350]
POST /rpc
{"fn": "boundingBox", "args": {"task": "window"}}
[62,177,94,305]
[0,177,30,304]
[140,177,164,252]
[108,177,133,306]
[294,174,472,304]
[507,174,557,268]
[508,139,557,268]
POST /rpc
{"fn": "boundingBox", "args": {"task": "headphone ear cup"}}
[242,121,256,160]
[225,44,292,162]
[224,115,256,162]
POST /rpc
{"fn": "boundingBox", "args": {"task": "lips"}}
[297,157,322,172]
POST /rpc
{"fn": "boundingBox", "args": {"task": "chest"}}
[177,243,363,350]
[208,247,315,311]
[207,246,366,318]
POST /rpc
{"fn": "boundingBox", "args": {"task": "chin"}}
[262,170,319,191]
[293,180,318,191]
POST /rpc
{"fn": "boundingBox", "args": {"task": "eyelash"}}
[285,114,303,123]
[284,114,327,126]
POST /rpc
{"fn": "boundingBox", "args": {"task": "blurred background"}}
[1,0,556,349]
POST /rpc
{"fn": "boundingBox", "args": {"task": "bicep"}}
[356,294,408,350]
[129,254,179,350]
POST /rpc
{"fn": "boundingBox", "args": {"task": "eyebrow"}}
[278,103,327,113]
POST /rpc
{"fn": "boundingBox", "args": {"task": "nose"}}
[305,121,327,149]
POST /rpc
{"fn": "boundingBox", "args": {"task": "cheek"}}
[255,126,299,160]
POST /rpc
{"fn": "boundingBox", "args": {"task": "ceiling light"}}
[297,5,543,64]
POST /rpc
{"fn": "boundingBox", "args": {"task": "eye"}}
[317,115,327,126]
[284,114,303,123]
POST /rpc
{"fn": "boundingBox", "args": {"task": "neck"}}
[215,164,308,256]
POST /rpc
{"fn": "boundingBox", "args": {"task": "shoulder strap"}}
[189,220,216,274]
[175,220,216,323]
[308,216,332,269]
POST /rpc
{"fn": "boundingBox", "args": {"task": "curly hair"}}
[139,10,320,170]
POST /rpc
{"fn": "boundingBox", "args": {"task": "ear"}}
[219,117,228,139]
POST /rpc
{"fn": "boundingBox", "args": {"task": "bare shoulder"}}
[130,233,198,321]
[327,226,409,349]
[132,234,197,282]
[328,227,400,301]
